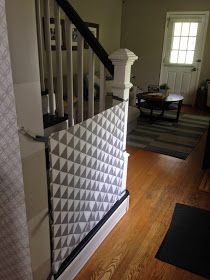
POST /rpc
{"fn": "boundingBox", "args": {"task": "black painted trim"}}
[54,190,129,279]
[41,89,48,96]
[112,95,129,102]
[56,0,114,76]
[43,113,68,129]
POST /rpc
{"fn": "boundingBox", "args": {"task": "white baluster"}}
[77,33,84,123]
[109,49,138,150]
[35,0,45,93]
[44,0,55,115]
[54,1,64,118]
[131,85,138,107]
[88,48,95,118]
[66,19,74,127]
[99,63,105,112]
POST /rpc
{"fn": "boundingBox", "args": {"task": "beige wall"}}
[121,0,210,90]
[49,0,123,77]
[6,1,51,279]
[68,0,122,54]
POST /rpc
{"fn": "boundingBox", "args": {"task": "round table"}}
[138,93,184,122]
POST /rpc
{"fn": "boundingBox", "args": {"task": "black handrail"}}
[56,0,114,76]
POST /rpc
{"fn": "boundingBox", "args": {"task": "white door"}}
[160,12,209,105]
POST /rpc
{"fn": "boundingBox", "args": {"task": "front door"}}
[160,12,209,105]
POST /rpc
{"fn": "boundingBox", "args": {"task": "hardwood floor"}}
[76,108,210,280]
[181,105,210,116]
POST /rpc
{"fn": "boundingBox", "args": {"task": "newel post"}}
[109,49,138,149]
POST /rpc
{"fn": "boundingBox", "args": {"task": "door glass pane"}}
[186,51,194,64]
[187,37,196,51]
[180,37,188,50]
[189,23,198,36]
[181,23,190,36]
[174,22,182,36]
[169,21,199,64]
[178,51,186,63]
[172,37,180,49]
[170,50,178,63]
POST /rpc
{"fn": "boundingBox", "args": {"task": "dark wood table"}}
[138,93,184,122]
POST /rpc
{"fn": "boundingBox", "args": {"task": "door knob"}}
[196,59,202,63]
[192,67,197,72]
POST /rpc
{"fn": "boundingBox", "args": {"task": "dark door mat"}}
[155,203,210,279]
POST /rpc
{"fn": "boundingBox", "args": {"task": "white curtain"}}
[0,1,32,279]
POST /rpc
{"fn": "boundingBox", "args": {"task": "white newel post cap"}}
[109,49,138,66]
[109,49,138,100]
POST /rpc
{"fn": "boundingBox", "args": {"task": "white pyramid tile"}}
[49,102,127,274]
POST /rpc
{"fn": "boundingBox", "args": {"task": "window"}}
[169,22,198,64]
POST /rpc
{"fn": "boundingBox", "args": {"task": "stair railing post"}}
[109,49,138,150]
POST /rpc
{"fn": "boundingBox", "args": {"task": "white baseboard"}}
[57,196,130,280]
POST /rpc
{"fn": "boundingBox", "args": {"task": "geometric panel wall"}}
[49,102,127,274]
[0,1,32,279]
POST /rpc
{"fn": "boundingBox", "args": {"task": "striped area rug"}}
[127,112,210,159]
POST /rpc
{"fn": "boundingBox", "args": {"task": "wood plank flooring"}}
[199,169,210,193]
[76,108,210,280]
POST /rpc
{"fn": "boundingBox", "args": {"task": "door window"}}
[169,22,198,64]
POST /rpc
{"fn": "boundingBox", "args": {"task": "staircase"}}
[35,0,118,131]
[35,0,138,279]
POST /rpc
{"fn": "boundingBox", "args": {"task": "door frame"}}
[160,11,209,105]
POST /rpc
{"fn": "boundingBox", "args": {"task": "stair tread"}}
[43,113,68,129]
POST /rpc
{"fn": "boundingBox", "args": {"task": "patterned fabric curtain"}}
[0,1,32,279]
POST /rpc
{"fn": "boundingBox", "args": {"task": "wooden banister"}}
[55,0,114,76]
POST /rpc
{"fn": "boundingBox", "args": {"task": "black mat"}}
[156,203,210,279]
